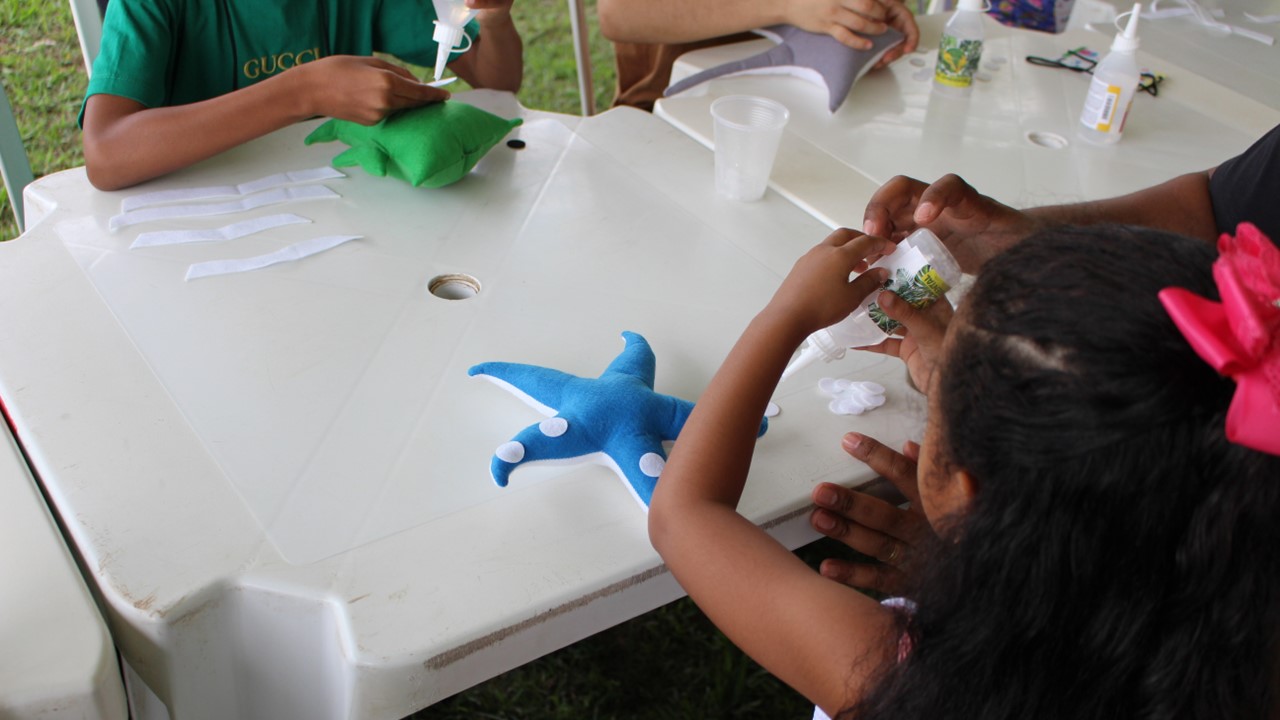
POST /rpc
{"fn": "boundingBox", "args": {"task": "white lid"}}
[1111,3,1141,52]
[958,0,986,11]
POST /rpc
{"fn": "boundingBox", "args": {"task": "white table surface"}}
[1084,0,1280,111]
[655,12,1280,231]
[0,91,922,720]
[0,419,127,719]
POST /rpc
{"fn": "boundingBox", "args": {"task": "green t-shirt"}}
[81,0,479,123]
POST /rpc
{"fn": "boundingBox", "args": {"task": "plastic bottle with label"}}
[779,228,963,382]
[933,0,986,97]
[1078,4,1142,145]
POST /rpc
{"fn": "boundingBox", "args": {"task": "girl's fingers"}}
[842,433,922,509]
[812,482,924,543]
[818,558,908,595]
[811,507,912,565]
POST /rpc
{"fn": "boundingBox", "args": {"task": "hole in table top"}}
[428,273,482,300]
[1026,131,1069,149]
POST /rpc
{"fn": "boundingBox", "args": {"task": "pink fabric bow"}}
[1158,222,1280,456]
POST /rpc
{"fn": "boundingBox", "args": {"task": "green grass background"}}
[0,1,870,717]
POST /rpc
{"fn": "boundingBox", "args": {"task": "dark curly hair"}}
[847,226,1280,720]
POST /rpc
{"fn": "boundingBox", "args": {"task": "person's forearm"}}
[83,73,315,190]
[651,309,807,530]
[1026,170,1217,242]
[452,17,523,91]
[598,0,783,43]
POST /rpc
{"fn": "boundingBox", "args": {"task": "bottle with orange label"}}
[1078,4,1142,145]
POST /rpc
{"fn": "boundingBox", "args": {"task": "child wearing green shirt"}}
[81,0,523,190]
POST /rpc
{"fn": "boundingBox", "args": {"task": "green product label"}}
[934,35,982,88]
[867,265,951,334]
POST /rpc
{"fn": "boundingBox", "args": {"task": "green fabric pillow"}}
[304,102,522,188]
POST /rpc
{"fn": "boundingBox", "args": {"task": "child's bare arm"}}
[447,0,523,92]
[650,229,901,716]
[82,56,449,191]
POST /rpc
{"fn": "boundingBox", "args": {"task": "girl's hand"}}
[762,228,896,338]
[810,434,934,595]
[859,287,952,396]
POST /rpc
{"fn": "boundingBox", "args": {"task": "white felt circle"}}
[540,417,568,437]
[638,452,666,478]
[764,402,781,418]
[496,441,525,463]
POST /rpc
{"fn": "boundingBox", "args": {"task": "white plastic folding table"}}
[0,91,923,720]
[655,12,1280,231]
[0,419,127,720]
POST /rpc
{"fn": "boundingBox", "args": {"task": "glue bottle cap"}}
[957,0,986,12]
[1111,3,1142,53]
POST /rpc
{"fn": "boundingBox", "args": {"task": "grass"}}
[0,2,868,718]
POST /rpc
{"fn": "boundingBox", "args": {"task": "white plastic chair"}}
[0,83,34,233]
[69,0,105,78]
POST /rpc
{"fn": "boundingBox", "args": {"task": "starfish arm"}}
[663,44,797,99]
[602,331,657,385]
[604,432,670,509]
[487,415,598,487]
[652,394,766,441]
[654,394,697,441]
[469,362,581,416]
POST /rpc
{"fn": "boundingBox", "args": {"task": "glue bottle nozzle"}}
[780,342,826,382]
[1111,3,1141,52]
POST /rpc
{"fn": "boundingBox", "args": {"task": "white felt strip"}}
[130,213,312,249]
[121,167,345,212]
[110,185,339,231]
[184,235,361,281]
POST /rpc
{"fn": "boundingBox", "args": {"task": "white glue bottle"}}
[431,0,477,82]
[933,0,986,97]
[1078,4,1142,145]
[780,228,963,382]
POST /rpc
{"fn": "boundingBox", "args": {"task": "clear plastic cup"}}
[710,95,790,202]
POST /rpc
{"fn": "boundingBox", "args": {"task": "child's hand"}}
[299,56,450,125]
[809,435,933,595]
[859,288,953,396]
[467,0,515,24]
[785,0,905,51]
[763,228,896,337]
[862,174,1035,274]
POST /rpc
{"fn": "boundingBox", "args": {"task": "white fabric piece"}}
[764,401,781,418]
[130,213,311,249]
[820,378,888,416]
[638,452,665,478]
[111,185,340,231]
[121,167,345,212]
[539,417,568,437]
[184,234,360,281]
[496,441,525,463]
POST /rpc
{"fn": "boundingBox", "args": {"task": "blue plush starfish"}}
[469,331,768,510]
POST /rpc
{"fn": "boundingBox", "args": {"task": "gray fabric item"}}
[663,24,905,112]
